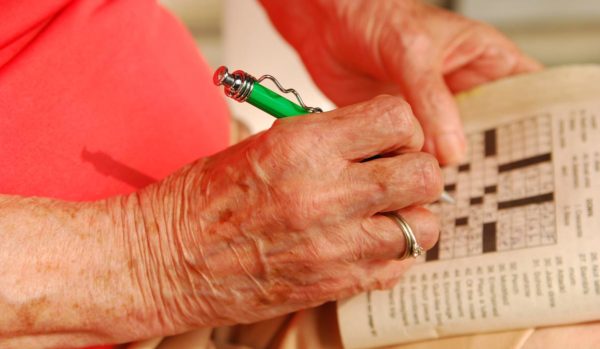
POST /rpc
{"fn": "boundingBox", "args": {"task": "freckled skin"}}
[16,297,49,331]
[0,1,551,346]
[1,97,442,347]
[0,196,159,348]
[132,96,443,329]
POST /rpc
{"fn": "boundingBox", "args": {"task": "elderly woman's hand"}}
[139,96,442,328]
[0,96,440,347]
[260,0,541,165]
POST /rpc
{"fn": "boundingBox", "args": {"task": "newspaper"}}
[337,66,600,349]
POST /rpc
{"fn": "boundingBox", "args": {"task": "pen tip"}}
[440,191,455,204]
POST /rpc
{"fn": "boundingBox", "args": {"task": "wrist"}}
[118,160,212,334]
[83,194,172,340]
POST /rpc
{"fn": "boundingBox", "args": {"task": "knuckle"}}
[409,154,443,200]
[379,96,413,128]
[373,96,421,148]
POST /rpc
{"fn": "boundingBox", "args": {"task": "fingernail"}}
[436,132,466,165]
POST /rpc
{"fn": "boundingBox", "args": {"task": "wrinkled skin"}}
[260,0,542,164]
[0,97,442,348]
[140,96,442,328]
[255,2,600,346]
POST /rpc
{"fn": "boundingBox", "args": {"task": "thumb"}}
[399,68,467,165]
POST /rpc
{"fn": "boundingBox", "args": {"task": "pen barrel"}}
[247,83,309,118]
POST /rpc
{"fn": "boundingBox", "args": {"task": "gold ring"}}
[385,213,424,260]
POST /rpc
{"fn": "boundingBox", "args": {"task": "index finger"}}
[279,95,424,161]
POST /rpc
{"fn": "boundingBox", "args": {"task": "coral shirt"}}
[0,0,229,201]
[0,0,229,347]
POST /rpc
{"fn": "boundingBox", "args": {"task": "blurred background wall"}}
[160,0,600,133]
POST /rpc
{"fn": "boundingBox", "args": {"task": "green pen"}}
[213,66,454,204]
[213,66,321,118]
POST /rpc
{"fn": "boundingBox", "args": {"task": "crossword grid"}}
[425,114,556,262]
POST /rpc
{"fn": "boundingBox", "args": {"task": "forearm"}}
[0,177,190,348]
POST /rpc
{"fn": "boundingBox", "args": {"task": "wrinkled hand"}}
[260,0,541,164]
[140,96,442,328]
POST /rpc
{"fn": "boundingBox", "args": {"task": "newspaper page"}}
[337,70,600,348]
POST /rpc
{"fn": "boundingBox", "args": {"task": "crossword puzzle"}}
[425,114,556,262]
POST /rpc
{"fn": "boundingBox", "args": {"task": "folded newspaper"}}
[337,65,600,349]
